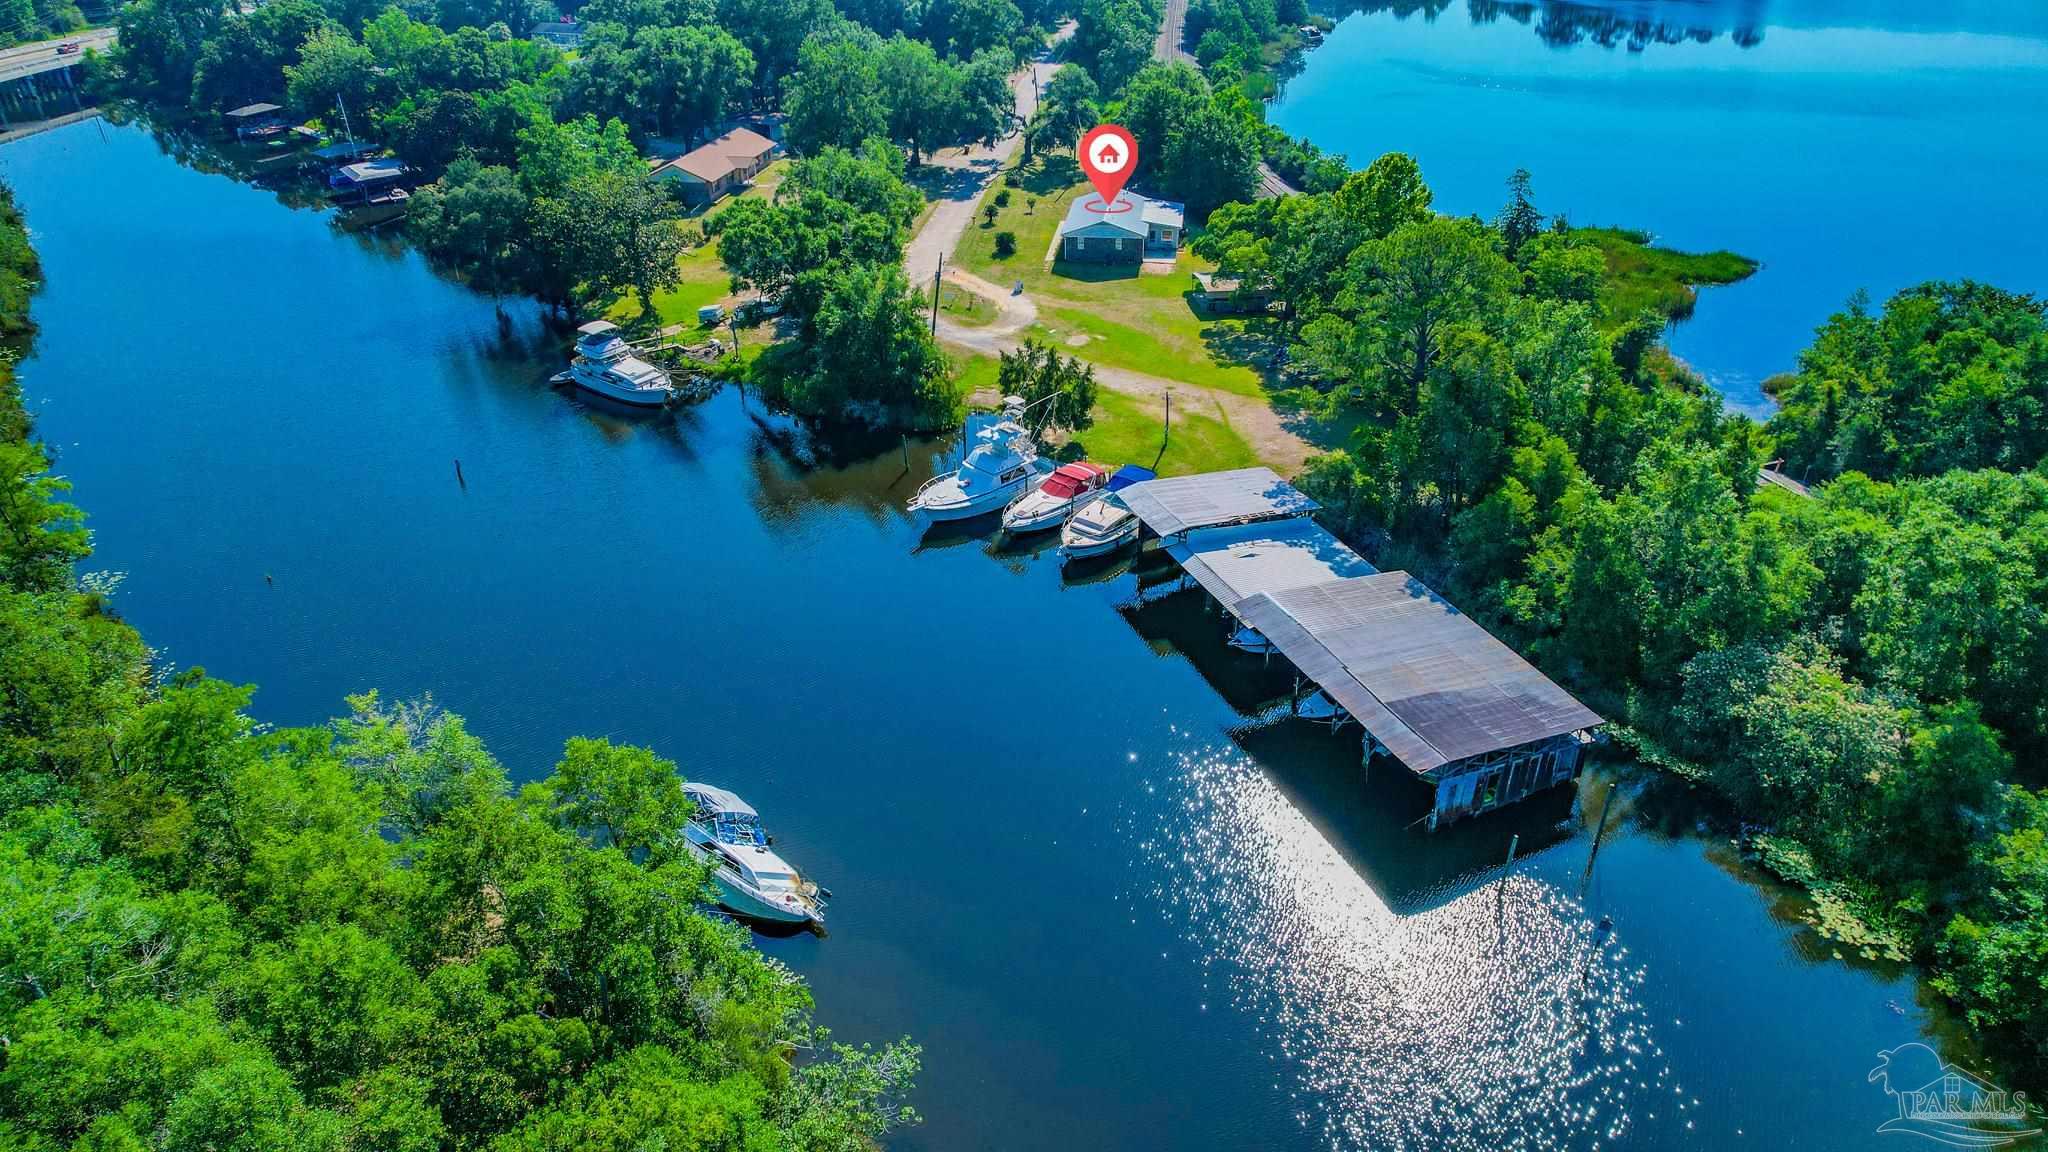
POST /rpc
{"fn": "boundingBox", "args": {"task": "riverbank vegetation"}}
[1192,155,2048,1078]
[713,137,961,429]
[1574,225,1758,326]
[0,182,923,1150]
[100,0,1061,430]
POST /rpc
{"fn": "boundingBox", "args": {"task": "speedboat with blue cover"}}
[1058,464,1156,561]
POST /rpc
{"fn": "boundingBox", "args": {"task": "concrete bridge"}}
[0,29,116,135]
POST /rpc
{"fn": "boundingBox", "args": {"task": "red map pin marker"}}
[1079,124,1137,211]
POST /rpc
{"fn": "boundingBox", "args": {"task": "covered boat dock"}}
[1125,468,1603,829]
[1118,466,1319,538]
[1237,574,1602,829]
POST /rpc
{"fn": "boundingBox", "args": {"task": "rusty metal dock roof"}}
[1236,573,1603,777]
[1118,467,1318,537]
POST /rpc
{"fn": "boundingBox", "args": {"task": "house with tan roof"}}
[651,127,778,207]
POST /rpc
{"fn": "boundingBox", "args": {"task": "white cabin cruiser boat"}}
[908,401,1046,521]
[551,320,674,407]
[681,782,826,928]
[1002,461,1108,534]
[1058,464,1155,562]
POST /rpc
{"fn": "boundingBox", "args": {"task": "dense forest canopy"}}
[0,185,920,1151]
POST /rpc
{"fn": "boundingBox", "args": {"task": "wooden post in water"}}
[1579,785,1616,897]
[1497,832,1520,916]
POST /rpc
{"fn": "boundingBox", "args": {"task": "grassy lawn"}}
[948,349,1003,398]
[608,160,791,331]
[937,282,995,327]
[1061,388,1258,477]
[946,349,1257,477]
[952,153,1281,399]
[1579,226,1759,327]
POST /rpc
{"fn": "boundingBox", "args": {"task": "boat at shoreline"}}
[1001,461,1108,534]
[908,400,1047,521]
[550,320,674,407]
[681,782,826,929]
[1058,464,1155,562]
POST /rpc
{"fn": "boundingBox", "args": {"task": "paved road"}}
[1147,0,1295,199]
[902,27,1069,286]
[0,28,116,82]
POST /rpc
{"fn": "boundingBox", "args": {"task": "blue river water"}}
[1,119,2012,1149]
[1273,0,2048,411]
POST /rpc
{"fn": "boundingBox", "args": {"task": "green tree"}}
[542,736,693,859]
[784,34,890,156]
[784,262,960,429]
[997,339,1099,437]
[407,156,534,298]
[190,0,334,112]
[283,25,381,121]
[1027,62,1098,157]
[1497,167,1544,258]
[1069,0,1160,94]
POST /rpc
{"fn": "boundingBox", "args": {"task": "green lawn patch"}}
[937,282,995,326]
[1578,226,1759,327]
[1062,388,1258,477]
[947,349,1003,398]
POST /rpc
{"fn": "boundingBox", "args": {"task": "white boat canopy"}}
[577,319,621,337]
[683,782,758,817]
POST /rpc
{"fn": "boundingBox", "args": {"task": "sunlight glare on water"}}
[1129,743,1675,1150]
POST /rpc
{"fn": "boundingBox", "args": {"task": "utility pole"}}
[931,254,943,337]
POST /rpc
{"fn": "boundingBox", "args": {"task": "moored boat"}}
[551,319,674,407]
[1058,464,1156,562]
[680,782,826,929]
[1001,461,1108,534]
[908,401,1046,521]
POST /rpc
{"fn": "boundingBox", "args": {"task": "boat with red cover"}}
[1001,461,1109,534]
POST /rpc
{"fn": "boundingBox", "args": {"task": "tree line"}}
[0,0,87,51]
[0,181,924,1150]
[1198,158,2048,1079]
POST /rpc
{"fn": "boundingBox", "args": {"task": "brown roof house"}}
[651,127,778,207]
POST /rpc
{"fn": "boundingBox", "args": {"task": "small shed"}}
[224,102,284,140]
[1192,271,1274,315]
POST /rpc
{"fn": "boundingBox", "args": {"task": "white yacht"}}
[681,782,826,929]
[1002,461,1108,534]
[551,320,673,407]
[1058,464,1155,561]
[908,400,1047,521]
